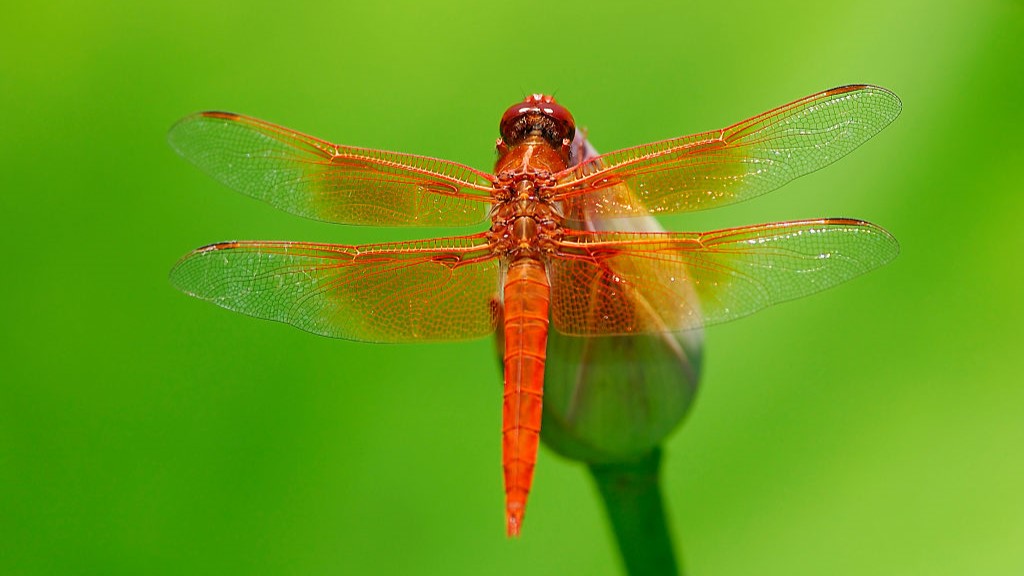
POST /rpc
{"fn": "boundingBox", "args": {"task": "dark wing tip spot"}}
[201,111,241,120]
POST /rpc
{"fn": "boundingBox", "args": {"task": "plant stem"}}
[588,448,680,576]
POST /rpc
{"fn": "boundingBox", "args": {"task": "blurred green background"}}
[2,0,1022,574]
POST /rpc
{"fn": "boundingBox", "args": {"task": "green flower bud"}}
[542,321,701,464]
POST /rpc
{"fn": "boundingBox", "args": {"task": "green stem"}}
[588,448,680,576]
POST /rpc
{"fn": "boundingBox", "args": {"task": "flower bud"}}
[541,320,701,464]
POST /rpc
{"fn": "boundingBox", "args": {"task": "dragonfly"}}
[169,85,901,536]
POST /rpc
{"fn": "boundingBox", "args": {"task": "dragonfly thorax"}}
[488,191,563,258]
[490,135,570,260]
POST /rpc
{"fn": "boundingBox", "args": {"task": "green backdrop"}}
[2,1,1021,574]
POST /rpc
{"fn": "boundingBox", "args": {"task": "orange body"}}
[491,99,575,535]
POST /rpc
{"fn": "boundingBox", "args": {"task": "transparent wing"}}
[548,219,898,335]
[168,112,498,227]
[170,234,501,342]
[549,85,901,216]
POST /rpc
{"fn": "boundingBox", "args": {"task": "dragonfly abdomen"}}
[501,257,550,537]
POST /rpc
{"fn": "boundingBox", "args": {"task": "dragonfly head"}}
[499,94,576,149]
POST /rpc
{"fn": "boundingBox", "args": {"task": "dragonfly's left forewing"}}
[169,112,498,227]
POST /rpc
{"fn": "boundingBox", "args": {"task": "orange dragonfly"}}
[169,85,900,536]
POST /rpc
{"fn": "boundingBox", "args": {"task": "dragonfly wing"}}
[169,112,497,227]
[170,234,501,342]
[549,85,901,216]
[548,219,898,335]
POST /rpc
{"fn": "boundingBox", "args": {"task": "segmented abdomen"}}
[501,257,550,537]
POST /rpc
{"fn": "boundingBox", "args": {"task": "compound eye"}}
[540,99,576,137]
[498,95,576,144]
[499,102,531,141]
